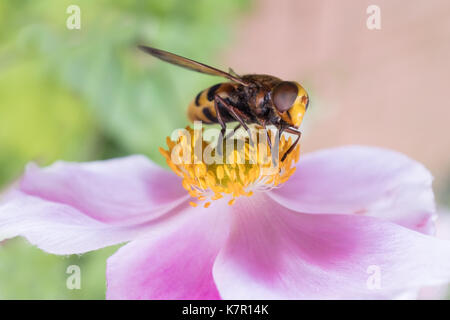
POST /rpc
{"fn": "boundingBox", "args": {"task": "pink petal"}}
[106,202,230,300]
[213,194,450,299]
[269,146,435,233]
[0,156,189,254]
[19,155,188,225]
[0,192,131,254]
[0,191,188,254]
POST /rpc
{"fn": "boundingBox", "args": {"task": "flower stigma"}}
[159,126,300,208]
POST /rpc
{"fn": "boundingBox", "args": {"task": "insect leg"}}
[225,123,241,140]
[281,128,302,162]
[284,127,301,135]
[214,95,254,145]
[265,128,272,149]
[213,97,228,156]
[213,97,227,137]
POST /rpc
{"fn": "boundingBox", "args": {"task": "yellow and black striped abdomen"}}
[187,83,236,124]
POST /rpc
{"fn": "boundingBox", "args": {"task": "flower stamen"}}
[160,126,300,207]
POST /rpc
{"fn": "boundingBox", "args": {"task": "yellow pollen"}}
[189,201,198,207]
[160,126,300,207]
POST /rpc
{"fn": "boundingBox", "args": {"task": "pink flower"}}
[1,145,450,299]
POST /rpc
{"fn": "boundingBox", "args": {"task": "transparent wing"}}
[138,45,248,86]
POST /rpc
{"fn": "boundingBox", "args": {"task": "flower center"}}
[159,126,300,208]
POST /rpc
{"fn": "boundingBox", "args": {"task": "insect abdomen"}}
[187,83,236,124]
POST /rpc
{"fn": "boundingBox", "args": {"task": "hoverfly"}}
[138,45,309,161]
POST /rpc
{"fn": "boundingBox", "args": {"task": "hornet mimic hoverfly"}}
[138,45,310,161]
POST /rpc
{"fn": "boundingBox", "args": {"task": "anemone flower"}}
[0,130,449,300]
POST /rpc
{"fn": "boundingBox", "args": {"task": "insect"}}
[138,45,309,161]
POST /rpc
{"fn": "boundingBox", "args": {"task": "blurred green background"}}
[0,0,250,299]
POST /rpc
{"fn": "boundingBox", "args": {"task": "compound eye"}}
[272,81,298,113]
